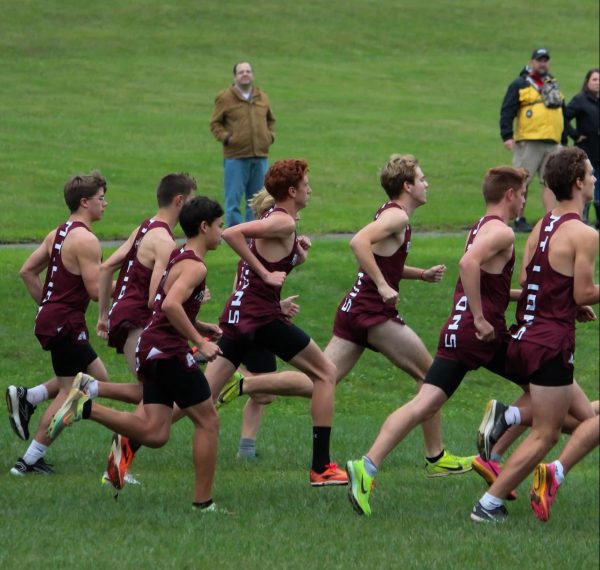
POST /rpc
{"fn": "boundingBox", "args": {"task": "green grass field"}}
[0,0,598,240]
[1,237,598,569]
[0,1,599,568]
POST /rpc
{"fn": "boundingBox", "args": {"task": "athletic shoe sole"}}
[310,478,349,487]
[106,435,125,490]
[530,464,557,522]
[346,461,368,515]
[477,400,503,460]
[6,386,27,440]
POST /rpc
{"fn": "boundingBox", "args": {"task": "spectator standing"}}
[210,62,276,227]
[500,48,565,232]
[565,68,600,228]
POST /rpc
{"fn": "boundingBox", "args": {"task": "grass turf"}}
[0,0,598,567]
[0,236,598,569]
[0,0,598,241]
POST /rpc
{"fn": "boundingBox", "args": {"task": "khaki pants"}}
[513,141,560,185]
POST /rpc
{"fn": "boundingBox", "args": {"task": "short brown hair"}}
[264,160,308,201]
[379,154,419,199]
[156,173,197,207]
[544,147,589,201]
[482,166,528,204]
[64,171,107,212]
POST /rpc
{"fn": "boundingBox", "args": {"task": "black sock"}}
[192,499,213,510]
[82,399,92,419]
[426,449,445,464]
[312,426,331,472]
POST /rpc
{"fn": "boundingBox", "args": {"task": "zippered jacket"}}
[500,67,564,144]
[210,86,276,159]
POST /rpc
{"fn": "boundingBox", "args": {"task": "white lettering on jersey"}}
[342,272,365,313]
[444,295,468,348]
[511,220,558,341]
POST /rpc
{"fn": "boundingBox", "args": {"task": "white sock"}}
[480,492,504,510]
[363,455,378,477]
[504,406,521,426]
[87,379,99,399]
[22,440,48,465]
[26,385,49,406]
[553,460,565,485]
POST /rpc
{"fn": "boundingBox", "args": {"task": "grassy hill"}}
[1,0,598,241]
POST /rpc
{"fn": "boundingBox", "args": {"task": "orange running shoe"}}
[472,454,517,501]
[530,463,560,522]
[105,433,137,490]
[309,462,349,487]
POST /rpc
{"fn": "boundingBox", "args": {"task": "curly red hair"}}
[264,159,309,201]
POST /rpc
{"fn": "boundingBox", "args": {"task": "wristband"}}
[420,270,426,281]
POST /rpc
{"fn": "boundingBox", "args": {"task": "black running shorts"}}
[49,336,98,377]
[218,319,310,369]
[142,357,212,408]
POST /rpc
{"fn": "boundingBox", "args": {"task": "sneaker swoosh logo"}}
[360,476,369,494]
[441,465,465,471]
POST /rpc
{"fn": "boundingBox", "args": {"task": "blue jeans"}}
[224,158,268,227]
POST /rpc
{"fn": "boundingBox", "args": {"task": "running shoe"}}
[102,471,141,486]
[513,217,533,233]
[471,455,517,501]
[105,433,137,490]
[47,383,90,439]
[425,450,475,477]
[72,372,94,394]
[216,372,245,409]
[470,501,508,523]
[310,462,348,487]
[10,457,54,476]
[530,463,560,522]
[192,502,232,514]
[477,399,509,460]
[346,458,374,516]
[6,386,36,440]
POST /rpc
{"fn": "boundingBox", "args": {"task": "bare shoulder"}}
[478,219,514,242]
[569,220,600,248]
[174,257,207,283]
[143,225,175,249]
[377,205,408,228]
[259,210,296,235]
[42,228,56,249]
[69,226,100,253]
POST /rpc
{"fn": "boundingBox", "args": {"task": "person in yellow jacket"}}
[500,48,566,232]
[210,62,276,227]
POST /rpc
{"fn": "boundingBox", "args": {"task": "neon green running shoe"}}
[425,450,475,478]
[216,372,244,409]
[72,372,95,394]
[47,386,90,440]
[346,458,374,516]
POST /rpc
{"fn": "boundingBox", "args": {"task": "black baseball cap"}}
[531,48,550,60]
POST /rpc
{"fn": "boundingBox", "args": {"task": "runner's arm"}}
[573,227,599,305]
[350,208,406,304]
[19,232,53,304]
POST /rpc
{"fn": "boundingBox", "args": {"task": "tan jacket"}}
[209,86,275,158]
